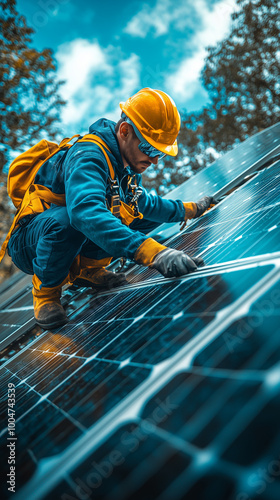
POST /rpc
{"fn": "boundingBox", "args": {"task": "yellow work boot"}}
[32,275,69,330]
[70,256,128,290]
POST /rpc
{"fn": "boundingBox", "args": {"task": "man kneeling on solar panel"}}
[1,88,216,330]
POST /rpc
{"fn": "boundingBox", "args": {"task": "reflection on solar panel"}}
[0,124,280,500]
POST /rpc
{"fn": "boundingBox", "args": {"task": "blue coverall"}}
[7,119,186,287]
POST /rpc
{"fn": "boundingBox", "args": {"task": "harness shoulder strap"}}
[77,134,121,218]
[77,134,116,180]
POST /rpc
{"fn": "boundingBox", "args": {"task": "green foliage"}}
[0,0,66,282]
[201,0,280,148]
[146,0,280,194]
[0,0,66,173]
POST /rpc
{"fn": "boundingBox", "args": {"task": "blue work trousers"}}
[7,206,161,287]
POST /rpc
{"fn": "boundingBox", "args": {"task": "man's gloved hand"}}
[180,197,217,231]
[195,196,218,218]
[150,248,204,278]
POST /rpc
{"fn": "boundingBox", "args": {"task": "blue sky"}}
[17,0,238,136]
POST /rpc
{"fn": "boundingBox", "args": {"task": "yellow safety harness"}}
[0,133,143,262]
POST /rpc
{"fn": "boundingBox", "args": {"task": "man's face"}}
[121,124,159,174]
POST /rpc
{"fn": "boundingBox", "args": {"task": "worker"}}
[6,88,215,330]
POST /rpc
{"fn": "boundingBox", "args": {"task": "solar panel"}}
[126,160,280,283]
[0,124,280,500]
[149,121,280,241]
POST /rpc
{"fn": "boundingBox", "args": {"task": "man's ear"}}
[119,121,129,139]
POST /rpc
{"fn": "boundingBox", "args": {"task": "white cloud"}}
[56,40,141,133]
[118,54,141,101]
[165,0,238,101]
[124,0,194,38]
[56,39,110,100]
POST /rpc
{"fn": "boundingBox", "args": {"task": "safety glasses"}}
[138,142,166,159]
[123,116,166,160]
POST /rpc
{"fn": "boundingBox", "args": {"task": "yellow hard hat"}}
[119,88,181,157]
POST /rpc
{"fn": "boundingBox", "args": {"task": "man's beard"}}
[122,150,138,172]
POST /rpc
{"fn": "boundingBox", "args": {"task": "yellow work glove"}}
[180,196,217,230]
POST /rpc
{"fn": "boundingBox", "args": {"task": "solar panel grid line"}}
[13,262,280,500]
[2,344,151,414]
[154,268,279,372]
[193,317,280,374]
[0,366,87,435]
[171,376,260,446]
[0,270,28,295]
[105,426,214,500]
[102,424,194,500]
[155,462,217,500]
[65,261,273,323]
[148,378,254,455]
[54,372,272,500]
[193,336,277,379]
[0,353,72,413]
[0,284,76,349]
[214,209,280,242]
[111,139,280,252]
[0,276,32,311]
[214,146,280,196]
[2,359,87,427]
[197,228,271,261]
[0,319,37,351]
[197,229,279,267]
[212,388,278,461]
[102,427,240,500]
[90,273,270,364]
[15,352,85,396]
[188,365,266,382]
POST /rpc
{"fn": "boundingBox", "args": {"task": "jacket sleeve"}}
[64,144,149,259]
[137,179,186,223]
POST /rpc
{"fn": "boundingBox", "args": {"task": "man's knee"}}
[38,207,86,245]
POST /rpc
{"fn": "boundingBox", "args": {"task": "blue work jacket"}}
[34,119,185,260]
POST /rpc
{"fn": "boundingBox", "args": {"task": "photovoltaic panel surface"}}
[0,124,280,500]
[149,121,280,240]
[1,260,279,500]
[1,124,279,349]
[126,160,280,284]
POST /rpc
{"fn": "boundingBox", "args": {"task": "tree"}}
[0,0,65,172]
[0,0,65,283]
[142,114,219,195]
[201,0,280,150]
[145,0,280,194]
